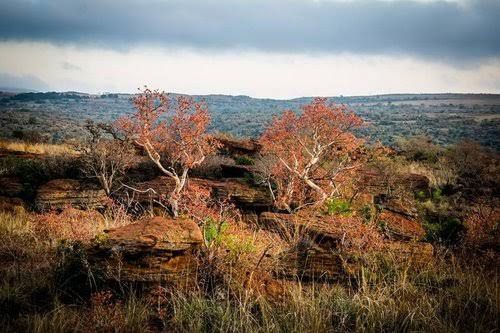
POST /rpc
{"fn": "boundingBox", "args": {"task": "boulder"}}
[216,137,262,156]
[376,196,418,218]
[35,179,108,210]
[378,211,426,241]
[0,177,23,197]
[260,212,434,280]
[88,216,203,284]
[258,212,350,250]
[274,246,344,282]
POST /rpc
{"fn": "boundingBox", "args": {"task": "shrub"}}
[325,198,352,216]
[234,155,254,165]
[424,215,463,244]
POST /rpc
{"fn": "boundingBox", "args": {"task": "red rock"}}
[379,211,426,241]
[88,216,203,283]
[35,179,108,210]
[128,177,272,210]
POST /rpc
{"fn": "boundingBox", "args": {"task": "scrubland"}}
[0,92,498,332]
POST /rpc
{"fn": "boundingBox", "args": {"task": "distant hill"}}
[0,92,499,149]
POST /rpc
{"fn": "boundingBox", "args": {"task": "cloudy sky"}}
[0,0,499,98]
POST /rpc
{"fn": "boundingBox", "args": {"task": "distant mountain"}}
[1,91,498,149]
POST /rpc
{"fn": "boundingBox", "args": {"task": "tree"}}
[116,87,217,217]
[259,98,363,212]
[80,120,135,196]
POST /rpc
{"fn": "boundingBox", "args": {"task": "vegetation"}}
[0,92,498,149]
[0,92,498,332]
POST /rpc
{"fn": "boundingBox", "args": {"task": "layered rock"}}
[0,177,23,197]
[87,216,203,284]
[378,211,426,241]
[219,164,257,178]
[127,177,272,211]
[216,137,262,157]
[35,179,108,210]
[259,212,433,281]
[274,246,344,282]
[375,196,418,218]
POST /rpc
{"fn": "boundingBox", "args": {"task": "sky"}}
[0,0,499,98]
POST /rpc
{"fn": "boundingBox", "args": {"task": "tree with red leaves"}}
[116,87,217,217]
[259,98,364,212]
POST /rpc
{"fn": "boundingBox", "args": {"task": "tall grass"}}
[0,139,75,156]
[0,209,498,332]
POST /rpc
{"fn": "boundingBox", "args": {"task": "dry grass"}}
[0,139,76,156]
[0,208,498,333]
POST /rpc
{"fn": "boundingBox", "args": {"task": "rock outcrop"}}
[274,246,344,282]
[379,211,426,241]
[127,177,272,211]
[35,179,108,210]
[216,137,262,157]
[259,212,433,281]
[87,216,203,284]
[0,177,23,197]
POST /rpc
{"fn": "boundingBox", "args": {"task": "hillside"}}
[1,92,499,149]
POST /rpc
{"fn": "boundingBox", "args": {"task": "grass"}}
[0,209,498,332]
[0,139,76,156]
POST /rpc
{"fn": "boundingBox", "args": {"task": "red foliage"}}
[116,87,218,217]
[178,182,240,225]
[465,204,500,250]
[260,98,364,211]
[32,207,104,242]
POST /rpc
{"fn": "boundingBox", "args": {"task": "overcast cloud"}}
[0,0,499,61]
[0,0,499,96]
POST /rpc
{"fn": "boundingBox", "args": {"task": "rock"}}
[274,246,344,282]
[216,136,262,156]
[35,179,108,210]
[258,212,347,250]
[260,212,434,281]
[382,241,434,265]
[376,196,418,218]
[128,177,273,211]
[404,173,431,193]
[0,177,23,197]
[88,216,203,284]
[0,196,25,213]
[378,211,426,241]
[199,178,272,210]
[358,168,430,195]
[220,164,257,178]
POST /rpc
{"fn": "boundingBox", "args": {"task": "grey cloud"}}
[0,0,499,60]
[61,61,81,71]
[0,72,50,91]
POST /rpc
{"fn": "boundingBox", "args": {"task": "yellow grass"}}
[0,138,76,156]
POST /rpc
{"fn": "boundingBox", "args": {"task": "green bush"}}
[203,218,229,246]
[325,198,352,216]
[424,215,463,244]
[234,155,254,165]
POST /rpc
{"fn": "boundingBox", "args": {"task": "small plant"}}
[325,198,352,216]
[359,204,374,224]
[415,190,427,201]
[431,188,443,202]
[424,215,463,244]
[203,217,229,247]
[234,155,254,165]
